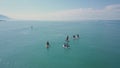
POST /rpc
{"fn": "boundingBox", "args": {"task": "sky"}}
[0,0,120,20]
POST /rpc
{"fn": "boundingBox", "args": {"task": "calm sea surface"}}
[0,20,120,68]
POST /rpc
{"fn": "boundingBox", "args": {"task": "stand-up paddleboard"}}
[65,40,69,42]
[63,45,68,48]
[46,45,49,48]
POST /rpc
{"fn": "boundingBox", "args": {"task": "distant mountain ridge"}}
[0,15,10,20]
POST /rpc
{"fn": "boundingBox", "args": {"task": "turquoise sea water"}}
[0,20,120,68]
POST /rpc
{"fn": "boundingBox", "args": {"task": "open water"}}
[0,20,120,68]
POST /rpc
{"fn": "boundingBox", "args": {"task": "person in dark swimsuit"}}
[46,41,50,48]
[66,35,69,42]
[73,35,76,39]
[77,34,79,38]
[63,42,70,48]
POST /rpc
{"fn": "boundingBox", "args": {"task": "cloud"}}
[6,4,120,20]
[39,4,120,20]
[105,4,120,11]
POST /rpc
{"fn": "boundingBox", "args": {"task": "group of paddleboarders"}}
[46,34,80,48]
[63,35,70,48]
[63,34,80,48]
[73,34,79,39]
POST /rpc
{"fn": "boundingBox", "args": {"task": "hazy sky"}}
[0,0,120,20]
